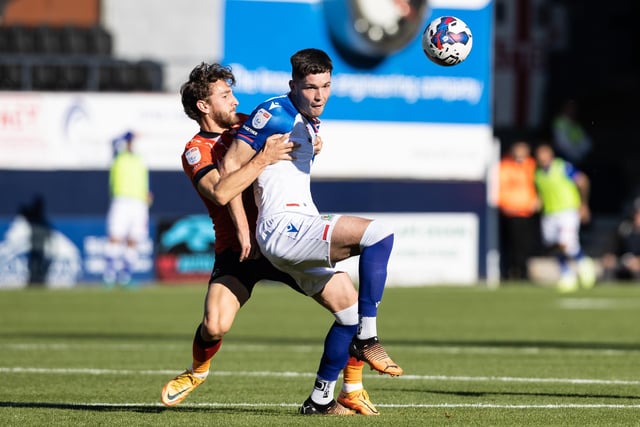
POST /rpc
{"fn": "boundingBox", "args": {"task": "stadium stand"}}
[0,24,162,91]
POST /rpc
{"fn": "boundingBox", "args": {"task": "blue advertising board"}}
[221,0,497,283]
[222,0,492,125]
[0,215,155,288]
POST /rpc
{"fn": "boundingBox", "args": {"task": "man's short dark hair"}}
[290,48,333,80]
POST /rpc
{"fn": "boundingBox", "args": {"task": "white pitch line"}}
[1,367,639,386]
[558,298,640,310]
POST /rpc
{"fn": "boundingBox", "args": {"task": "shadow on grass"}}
[1,332,638,351]
[0,401,286,415]
[396,388,640,400]
[219,336,640,352]
[396,339,640,351]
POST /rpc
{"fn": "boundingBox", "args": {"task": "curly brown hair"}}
[180,63,236,122]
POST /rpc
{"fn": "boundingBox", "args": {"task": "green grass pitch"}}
[1,282,639,426]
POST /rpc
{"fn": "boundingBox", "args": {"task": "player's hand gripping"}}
[237,226,260,262]
[313,134,323,155]
[262,132,298,163]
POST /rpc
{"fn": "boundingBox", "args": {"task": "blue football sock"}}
[316,322,357,381]
[358,234,393,317]
[556,253,571,274]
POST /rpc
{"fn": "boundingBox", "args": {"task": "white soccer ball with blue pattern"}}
[422,16,473,66]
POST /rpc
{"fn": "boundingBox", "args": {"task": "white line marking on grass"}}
[558,298,640,310]
[2,367,639,386]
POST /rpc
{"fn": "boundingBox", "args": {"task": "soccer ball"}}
[422,16,473,66]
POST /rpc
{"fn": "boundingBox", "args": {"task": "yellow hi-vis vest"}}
[109,151,149,202]
[534,159,581,214]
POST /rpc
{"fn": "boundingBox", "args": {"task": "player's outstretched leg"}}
[351,222,403,376]
[161,323,221,406]
[338,356,379,415]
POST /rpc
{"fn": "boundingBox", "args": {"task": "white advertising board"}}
[0,93,492,180]
[0,92,193,170]
[334,212,479,286]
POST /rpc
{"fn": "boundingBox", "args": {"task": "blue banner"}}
[0,215,155,288]
[222,0,492,124]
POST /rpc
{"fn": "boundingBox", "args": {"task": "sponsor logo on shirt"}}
[251,108,272,129]
[241,124,257,136]
[185,147,201,165]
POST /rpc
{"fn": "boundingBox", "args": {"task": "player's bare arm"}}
[222,137,281,261]
[194,133,292,204]
[212,132,294,206]
[190,163,256,261]
[228,195,256,261]
[196,168,222,203]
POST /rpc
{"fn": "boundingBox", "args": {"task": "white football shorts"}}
[256,212,342,296]
[107,196,149,242]
[540,209,581,256]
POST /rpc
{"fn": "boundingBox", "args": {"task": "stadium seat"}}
[61,25,92,55]
[34,25,65,54]
[32,63,62,91]
[5,25,36,53]
[0,63,24,90]
[59,63,90,91]
[99,60,138,92]
[0,27,11,53]
[136,60,164,91]
[87,26,112,56]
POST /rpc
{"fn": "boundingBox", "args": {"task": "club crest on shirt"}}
[251,108,272,129]
[185,147,201,165]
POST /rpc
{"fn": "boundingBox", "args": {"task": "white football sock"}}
[357,316,377,340]
[310,377,336,405]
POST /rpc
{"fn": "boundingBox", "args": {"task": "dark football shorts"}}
[209,249,305,305]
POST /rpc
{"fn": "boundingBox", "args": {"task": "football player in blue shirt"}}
[222,48,403,414]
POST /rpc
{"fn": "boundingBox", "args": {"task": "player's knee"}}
[333,302,358,326]
[314,272,357,313]
[360,219,394,248]
[201,317,232,340]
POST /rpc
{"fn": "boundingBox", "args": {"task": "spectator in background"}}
[103,131,153,286]
[534,142,596,292]
[497,141,539,280]
[20,194,52,286]
[601,199,640,282]
[552,99,592,168]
